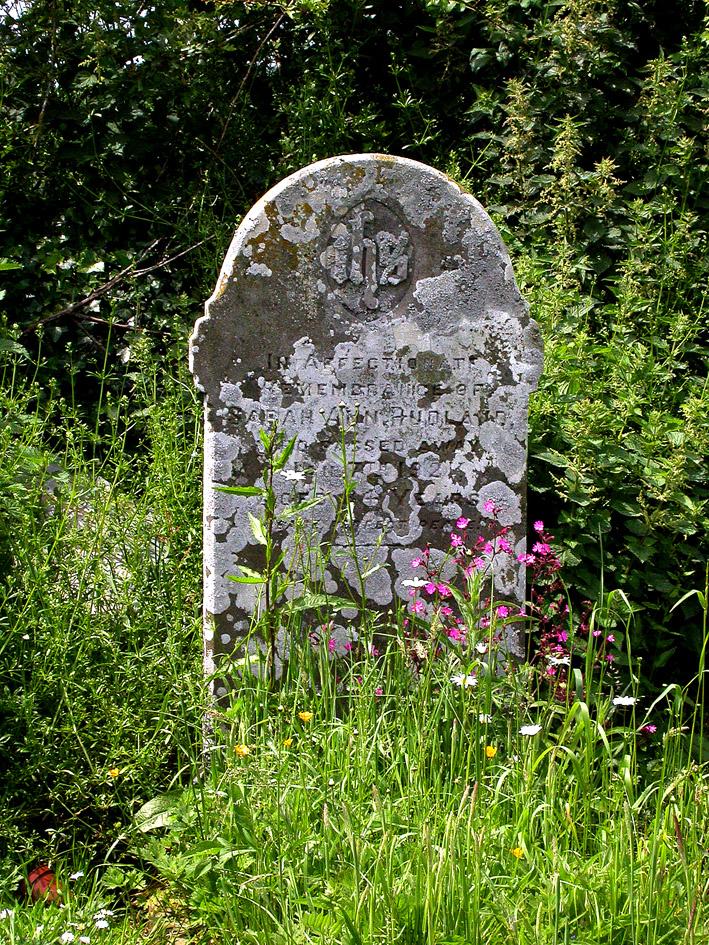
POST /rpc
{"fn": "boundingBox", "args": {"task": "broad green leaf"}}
[248,511,267,545]
[0,338,28,358]
[135,791,184,832]
[0,259,22,271]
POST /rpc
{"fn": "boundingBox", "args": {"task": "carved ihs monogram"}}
[320,206,410,310]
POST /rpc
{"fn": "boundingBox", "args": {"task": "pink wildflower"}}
[498,538,512,553]
[424,582,437,595]
[532,542,551,555]
[517,553,536,565]
[606,653,615,662]
[557,630,568,643]
[483,541,494,556]
[592,629,602,638]
[533,520,544,532]
[437,583,451,597]
[440,605,453,617]
[344,642,353,653]
[640,724,657,735]
[483,499,495,515]
[412,599,426,615]
[606,634,615,643]
[448,627,465,642]
[496,605,510,618]
[480,616,490,629]
[375,687,383,698]
[450,533,464,548]
[411,557,423,568]
[328,638,336,653]
[456,516,470,529]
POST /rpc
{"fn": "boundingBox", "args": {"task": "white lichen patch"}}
[246,262,272,277]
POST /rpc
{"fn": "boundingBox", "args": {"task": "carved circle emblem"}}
[319,201,414,317]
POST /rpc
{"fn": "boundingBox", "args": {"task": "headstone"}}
[190,154,543,688]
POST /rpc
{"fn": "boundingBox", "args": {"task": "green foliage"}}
[0,344,204,863]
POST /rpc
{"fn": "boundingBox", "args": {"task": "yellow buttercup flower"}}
[108,768,120,778]
[485,745,497,759]
[511,846,524,859]
[234,743,251,757]
[298,711,314,723]
[283,737,293,748]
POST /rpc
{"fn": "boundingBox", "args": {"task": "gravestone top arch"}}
[190,154,543,686]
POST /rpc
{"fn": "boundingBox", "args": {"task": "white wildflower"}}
[94,920,109,930]
[519,724,542,736]
[69,871,84,881]
[0,909,13,920]
[612,695,638,707]
[279,470,306,482]
[475,641,488,654]
[60,933,75,944]
[401,578,427,588]
[451,673,477,688]
[548,655,570,666]
[478,713,492,723]
[79,938,91,944]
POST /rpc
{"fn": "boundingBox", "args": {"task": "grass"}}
[2,623,707,945]
[0,346,707,944]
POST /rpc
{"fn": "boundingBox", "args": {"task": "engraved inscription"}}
[319,202,411,313]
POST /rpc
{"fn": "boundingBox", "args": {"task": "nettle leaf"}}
[135,791,184,832]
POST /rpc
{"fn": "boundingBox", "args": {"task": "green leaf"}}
[0,259,22,271]
[273,435,297,471]
[287,592,355,613]
[0,338,29,359]
[135,791,184,832]
[228,565,266,584]
[248,512,267,545]
[214,484,264,497]
[361,563,384,579]
[280,496,324,519]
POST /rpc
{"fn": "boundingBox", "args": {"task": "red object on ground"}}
[24,864,61,904]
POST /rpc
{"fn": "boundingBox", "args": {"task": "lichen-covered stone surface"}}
[190,154,543,689]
